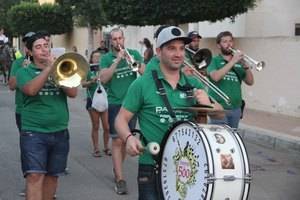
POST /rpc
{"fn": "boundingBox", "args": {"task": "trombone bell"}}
[193,48,212,69]
[185,47,212,70]
[52,52,89,88]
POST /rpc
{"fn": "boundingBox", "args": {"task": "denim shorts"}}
[137,164,163,200]
[108,104,137,139]
[20,129,70,177]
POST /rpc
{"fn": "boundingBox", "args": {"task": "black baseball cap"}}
[22,32,36,43]
[25,32,46,50]
[187,31,202,39]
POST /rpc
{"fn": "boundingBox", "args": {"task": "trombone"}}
[185,47,212,70]
[119,45,139,71]
[52,52,89,88]
[184,48,231,105]
[229,47,265,71]
[184,61,231,105]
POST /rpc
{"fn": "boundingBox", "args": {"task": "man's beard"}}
[221,48,232,55]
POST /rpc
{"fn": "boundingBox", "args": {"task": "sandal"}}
[103,148,112,156]
[93,150,102,157]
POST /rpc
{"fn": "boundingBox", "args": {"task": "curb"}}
[238,123,300,153]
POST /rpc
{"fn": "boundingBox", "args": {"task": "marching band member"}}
[144,25,170,74]
[185,30,202,64]
[8,31,35,197]
[8,32,35,132]
[16,32,77,200]
[207,31,254,128]
[182,31,205,76]
[99,27,144,195]
[115,26,223,200]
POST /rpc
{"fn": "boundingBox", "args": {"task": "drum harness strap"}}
[152,70,177,121]
[152,70,195,120]
[150,70,194,198]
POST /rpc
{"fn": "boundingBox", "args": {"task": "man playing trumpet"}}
[207,31,254,128]
[99,27,144,195]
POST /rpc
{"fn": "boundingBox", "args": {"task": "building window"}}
[295,24,300,36]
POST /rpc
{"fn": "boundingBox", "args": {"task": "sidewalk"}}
[239,108,300,153]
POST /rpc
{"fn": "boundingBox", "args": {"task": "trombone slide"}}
[183,61,231,105]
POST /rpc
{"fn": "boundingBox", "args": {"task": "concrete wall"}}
[240,37,300,117]
[191,0,300,38]
[246,0,300,37]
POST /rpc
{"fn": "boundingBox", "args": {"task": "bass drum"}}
[159,121,251,200]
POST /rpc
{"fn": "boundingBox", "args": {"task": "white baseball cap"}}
[156,26,191,48]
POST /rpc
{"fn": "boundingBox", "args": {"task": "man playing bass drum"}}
[115,26,223,200]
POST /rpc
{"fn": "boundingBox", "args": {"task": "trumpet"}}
[229,47,265,71]
[119,45,139,71]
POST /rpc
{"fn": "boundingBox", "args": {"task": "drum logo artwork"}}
[161,123,209,200]
[173,141,199,199]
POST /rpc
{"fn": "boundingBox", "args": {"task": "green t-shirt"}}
[144,56,159,74]
[16,64,69,133]
[123,67,204,165]
[207,55,246,109]
[100,49,143,104]
[10,57,25,114]
[86,64,100,98]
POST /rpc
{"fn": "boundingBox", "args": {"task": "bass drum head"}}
[160,121,213,200]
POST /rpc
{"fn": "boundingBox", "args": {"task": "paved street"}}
[0,84,300,200]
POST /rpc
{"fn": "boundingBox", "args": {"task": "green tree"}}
[7,2,73,36]
[100,0,257,25]
[0,0,22,38]
[0,0,38,37]
[57,0,107,53]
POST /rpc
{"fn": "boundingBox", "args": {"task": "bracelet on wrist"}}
[125,134,133,144]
